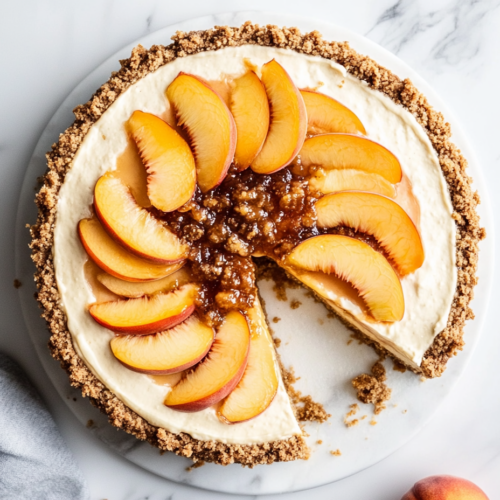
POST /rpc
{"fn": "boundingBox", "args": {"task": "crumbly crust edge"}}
[29,22,484,465]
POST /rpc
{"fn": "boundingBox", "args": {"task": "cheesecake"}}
[30,23,484,466]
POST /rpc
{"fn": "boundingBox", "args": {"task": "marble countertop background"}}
[1,1,499,498]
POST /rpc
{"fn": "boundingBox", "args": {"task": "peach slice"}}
[218,298,279,424]
[89,283,198,334]
[300,89,366,135]
[251,60,307,174]
[127,110,196,212]
[94,173,187,263]
[110,315,214,375]
[97,267,191,298]
[230,71,270,170]
[78,218,183,282]
[164,310,250,412]
[286,235,404,322]
[316,192,424,275]
[309,169,396,198]
[300,134,402,183]
[166,73,236,192]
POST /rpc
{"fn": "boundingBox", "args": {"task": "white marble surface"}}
[1,1,499,499]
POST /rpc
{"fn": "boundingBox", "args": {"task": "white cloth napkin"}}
[0,353,88,500]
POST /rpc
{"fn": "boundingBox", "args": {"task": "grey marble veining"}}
[1,2,499,500]
[367,0,500,73]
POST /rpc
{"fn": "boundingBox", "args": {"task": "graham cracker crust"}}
[30,22,483,465]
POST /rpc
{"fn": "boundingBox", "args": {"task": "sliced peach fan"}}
[127,110,196,212]
[110,315,215,375]
[251,59,307,174]
[230,71,270,170]
[94,173,187,263]
[315,192,424,275]
[300,133,402,184]
[286,235,404,322]
[89,283,198,334]
[78,218,183,282]
[166,73,236,192]
[300,89,366,135]
[165,310,250,412]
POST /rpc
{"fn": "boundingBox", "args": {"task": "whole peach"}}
[401,475,489,500]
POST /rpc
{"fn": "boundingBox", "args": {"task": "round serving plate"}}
[15,10,494,496]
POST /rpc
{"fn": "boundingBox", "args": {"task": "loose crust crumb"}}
[352,360,391,414]
[186,461,205,471]
[393,360,407,373]
[30,22,483,465]
[13,279,22,289]
[330,449,342,456]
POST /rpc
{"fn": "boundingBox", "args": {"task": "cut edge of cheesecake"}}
[29,22,484,466]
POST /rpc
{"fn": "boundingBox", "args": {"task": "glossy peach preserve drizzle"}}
[84,74,421,329]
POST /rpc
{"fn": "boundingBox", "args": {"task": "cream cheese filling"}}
[53,45,456,444]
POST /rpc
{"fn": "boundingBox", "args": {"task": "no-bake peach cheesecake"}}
[31,23,483,466]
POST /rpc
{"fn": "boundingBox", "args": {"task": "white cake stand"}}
[15,11,494,496]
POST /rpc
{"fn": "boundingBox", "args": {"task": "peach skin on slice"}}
[166,73,236,192]
[127,110,196,212]
[97,267,191,298]
[300,89,366,135]
[89,283,198,334]
[78,218,183,282]
[401,475,489,500]
[110,315,214,375]
[309,169,396,198]
[230,71,270,170]
[316,192,424,275]
[300,134,402,183]
[251,60,307,174]
[164,310,250,412]
[218,298,279,424]
[286,235,404,322]
[94,173,187,263]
